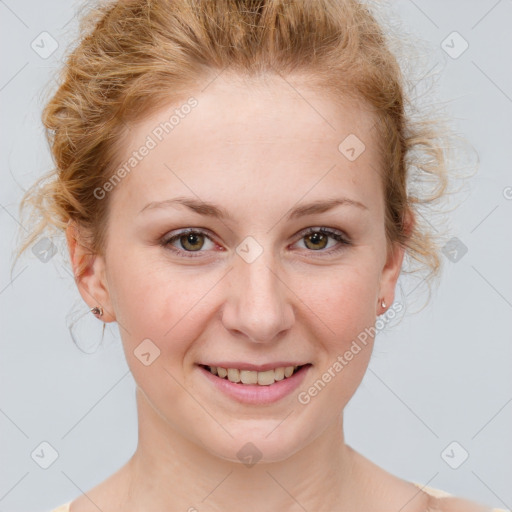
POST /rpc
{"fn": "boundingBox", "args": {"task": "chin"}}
[197,420,310,465]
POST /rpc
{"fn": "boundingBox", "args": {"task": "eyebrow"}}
[138,196,368,220]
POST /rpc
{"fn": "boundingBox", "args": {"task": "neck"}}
[122,386,362,511]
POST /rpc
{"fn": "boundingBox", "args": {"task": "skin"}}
[65,72,489,511]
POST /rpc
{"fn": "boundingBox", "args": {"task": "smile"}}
[200,364,307,386]
[197,363,312,405]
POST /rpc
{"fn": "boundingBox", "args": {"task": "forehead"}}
[109,72,383,216]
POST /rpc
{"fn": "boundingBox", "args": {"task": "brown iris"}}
[180,232,205,251]
[304,231,328,250]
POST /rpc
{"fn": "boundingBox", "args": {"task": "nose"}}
[221,252,295,343]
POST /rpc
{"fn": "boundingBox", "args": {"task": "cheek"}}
[296,284,376,420]
[106,246,216,358]
[298,260,381,334]
[294,262,379,396]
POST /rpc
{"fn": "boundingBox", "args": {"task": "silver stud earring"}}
[380,299,387,309]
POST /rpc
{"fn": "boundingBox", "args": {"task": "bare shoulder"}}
[430,494,495,512]
[346,445,496,512]
[68,462,133,512]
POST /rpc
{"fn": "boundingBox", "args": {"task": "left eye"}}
[161,227,350,257]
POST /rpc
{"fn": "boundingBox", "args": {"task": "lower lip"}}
[197,365,311,405]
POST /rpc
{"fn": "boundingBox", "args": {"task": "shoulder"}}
[347,447,502,512]
[48,502,71,512]
[414,483,503,512]
[433,496,502,512]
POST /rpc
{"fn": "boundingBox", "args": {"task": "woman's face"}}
[74,73,406,463]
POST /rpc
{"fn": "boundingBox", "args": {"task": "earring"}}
[90,306,103,317]
[380,299,387,309]
[67,302,106,354]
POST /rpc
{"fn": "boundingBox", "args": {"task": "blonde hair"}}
[14,0,472,307]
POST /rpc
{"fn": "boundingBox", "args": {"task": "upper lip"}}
[198,362,310,372]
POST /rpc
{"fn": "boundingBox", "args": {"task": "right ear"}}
[65,220,116,322]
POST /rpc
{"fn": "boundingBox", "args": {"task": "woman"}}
[15,0,505,510]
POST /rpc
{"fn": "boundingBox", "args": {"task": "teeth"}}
[207,365,301,386]
[227,368,240,383]
[284,366,294,378]
[257,370,275,386]
[274,367,285,381]
[240,370,258,385]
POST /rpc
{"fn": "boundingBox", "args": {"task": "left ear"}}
[377,209,415,314]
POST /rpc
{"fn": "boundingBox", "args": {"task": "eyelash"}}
[160,227,351,258]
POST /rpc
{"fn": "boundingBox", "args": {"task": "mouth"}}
[198,363,311,386]
[197,362,312,404]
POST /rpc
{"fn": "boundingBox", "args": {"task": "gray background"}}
[1,1,511,511]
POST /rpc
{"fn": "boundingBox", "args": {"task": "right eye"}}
[161,228,217,257]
